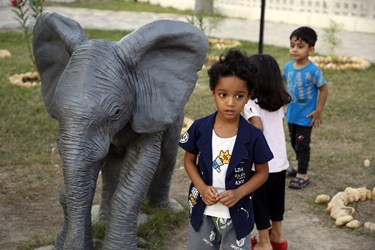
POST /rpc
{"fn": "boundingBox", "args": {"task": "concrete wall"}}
[2,0,374,33]
[148,0,375,33]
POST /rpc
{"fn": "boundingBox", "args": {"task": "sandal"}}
[268,228,288,250]
[288,177,310,189]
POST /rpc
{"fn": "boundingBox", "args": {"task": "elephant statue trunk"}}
[56,151,102,249]
[33,11,208,249]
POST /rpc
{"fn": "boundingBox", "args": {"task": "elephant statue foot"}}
[150,198,184,212]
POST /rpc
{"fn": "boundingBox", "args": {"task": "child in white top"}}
[244,54,290,250]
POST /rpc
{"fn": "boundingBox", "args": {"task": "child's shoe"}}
[269,228,288,250]
[270,240,288,250]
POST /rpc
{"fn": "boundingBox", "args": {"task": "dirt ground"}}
[1,162,374,250]
[167,166,375,250]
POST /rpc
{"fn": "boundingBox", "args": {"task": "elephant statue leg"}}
[147,113,184,210]
[55,185,68,249]
[99,127,138,221]
[99,145,123,221]
[103,132,163,250]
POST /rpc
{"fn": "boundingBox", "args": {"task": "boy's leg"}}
[287,123,296,152]
[287,124,298,176]
[294,125,312,176]
[188,215,221,250]
[217,217,251,250]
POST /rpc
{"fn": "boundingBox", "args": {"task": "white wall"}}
[148,0,375,33]
[3,0,373,33]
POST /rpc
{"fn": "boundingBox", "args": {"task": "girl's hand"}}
[216,189,242,208]
[200,186,219,206]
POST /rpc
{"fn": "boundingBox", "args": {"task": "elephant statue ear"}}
[33,12,88,116]
[116,20,208,133]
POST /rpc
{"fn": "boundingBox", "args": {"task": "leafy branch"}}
[10,0,45,72]
[323,19,342,56]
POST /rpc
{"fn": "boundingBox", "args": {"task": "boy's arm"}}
[307,84,328,127]
[217,162,269,208]
[184,151,218,206]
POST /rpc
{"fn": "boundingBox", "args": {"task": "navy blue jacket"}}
[179,112,273,240]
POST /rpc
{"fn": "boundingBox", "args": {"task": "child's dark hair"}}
[208,49,255,91]
[290,26,317,47]
[248,54,290,112]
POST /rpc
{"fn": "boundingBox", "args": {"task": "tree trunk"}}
[194,0,214,15]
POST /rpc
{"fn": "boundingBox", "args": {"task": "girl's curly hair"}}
[208,49,256,92]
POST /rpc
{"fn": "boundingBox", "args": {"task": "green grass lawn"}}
[1,28,374,249]
[46,0,193,15]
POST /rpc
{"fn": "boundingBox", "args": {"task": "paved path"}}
[1,6,375,62]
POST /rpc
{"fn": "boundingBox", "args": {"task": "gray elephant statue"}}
[33,11,208,250]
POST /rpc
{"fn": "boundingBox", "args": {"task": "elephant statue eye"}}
[111,108,122,120]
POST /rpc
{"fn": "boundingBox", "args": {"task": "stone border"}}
[315,187,375,233]
[208,38,241,51]
[0,49,11,58]
[310,56,371,70]
[8,71,40,87]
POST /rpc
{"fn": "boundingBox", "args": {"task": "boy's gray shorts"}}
[187,215,251,250]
